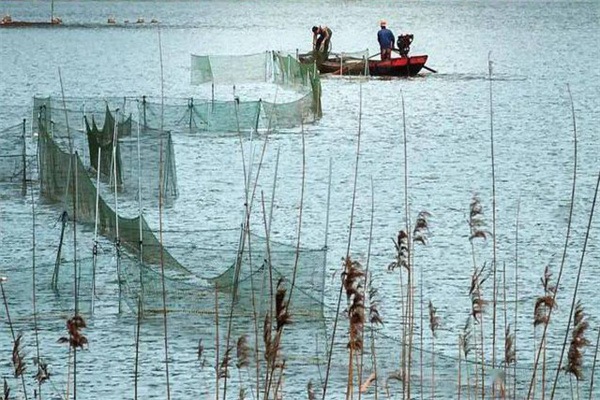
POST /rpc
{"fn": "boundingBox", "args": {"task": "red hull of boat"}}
[368,55,428,77]
[317,55,428,77]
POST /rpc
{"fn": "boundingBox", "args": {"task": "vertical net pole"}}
[112,110,122,314]
[136,102,144,316]
[321,158,332,309]
[21,118,27,194]
[92,147,101,315]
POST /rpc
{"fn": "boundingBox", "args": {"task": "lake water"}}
[1,0,599,399]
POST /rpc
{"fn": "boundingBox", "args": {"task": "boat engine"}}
[397,34,414,57]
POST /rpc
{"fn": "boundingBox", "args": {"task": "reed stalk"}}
[157,26,171,400]
[513,200,520,400]
[358,177,375,400]
[527,84,577,399]
[215,283,220,400]
[428,301,439,399]
[400,92,413,400]
[134,296,142,400]
[589,328,600,400]
[488,55,499,392]
[31,180,43,399]
[323,84,363,400]
[551,170,599,399]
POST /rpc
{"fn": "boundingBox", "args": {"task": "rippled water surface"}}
[1,1,599,399]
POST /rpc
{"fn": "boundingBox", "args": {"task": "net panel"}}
[38,124,190,277]
[0,122,28,184]
[191,52,269,85]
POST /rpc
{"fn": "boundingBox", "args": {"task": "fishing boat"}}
[0,0,62,28]
[317,54,429,77]
[0,15,62,27]
[299,33,434,77]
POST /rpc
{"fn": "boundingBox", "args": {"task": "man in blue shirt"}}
[377,20,395,61]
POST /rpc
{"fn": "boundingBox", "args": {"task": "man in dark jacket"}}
[377,20,395,60]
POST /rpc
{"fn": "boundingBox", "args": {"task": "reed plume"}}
[34,358,50,385]
[469,196,491,242]
[275,278,291,331]
[367,273,383,399]
[238,387,246,400]
[564,302,589,381]
[429,301,440,398]
[388,230,409,271]
[12,333,25,378]
[218,346,232,379]
[343,256,365,399]
[2,378,9,400]
[236,335,250,370]
[504,326,515,366]
[469,263,487,399]
[413,210,430,399]
[58,316,88,350]
[307,380,315,400]
[459,319,472,400]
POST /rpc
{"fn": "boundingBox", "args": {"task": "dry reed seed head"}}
[275,278,291,330]
[359,372,377,393]
[197,338,204,360]
[413,211,432,246]
[2,378,9,400]
[307,380,315,400]
[12,333,25,378]
[236,335,250,369]
[387,231,409,271]
[368,274,384,326]
[428,301,440,337]
[565,301,589,381]
[58,315,88,350]
[263,313,273,362]
[238,387,246,400]
[461,318,472,357]
[34,357,50,385]
[468,196,491,241]
[504,325,516,365]
[469,266,486,323]
[218,346,233,378]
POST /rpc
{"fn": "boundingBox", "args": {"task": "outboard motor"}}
[397,34,414,57]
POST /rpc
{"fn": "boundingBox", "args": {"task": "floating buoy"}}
[151,18,158,24]
[107,17,116,24]
[136,17,144,24]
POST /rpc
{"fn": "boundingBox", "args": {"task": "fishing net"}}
[85,106,178,202]
[38,123,191,281]
[0,121,28,184]
[191,52,270,85]
[139,98,262,134]
[42,119,326,320]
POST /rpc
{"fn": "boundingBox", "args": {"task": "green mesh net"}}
[0,121,28,185]
[42,117,326,319]
[191,52,270,85]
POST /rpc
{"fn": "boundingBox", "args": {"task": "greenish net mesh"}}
[191,52,270,84]
[38,124,191,283]
[41,118,326,320]
[0,121,29,184]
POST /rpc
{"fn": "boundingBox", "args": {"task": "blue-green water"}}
[1,1,599,399]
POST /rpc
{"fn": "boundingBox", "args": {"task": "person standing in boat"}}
[312,25,332,62]
[377,20,395,60]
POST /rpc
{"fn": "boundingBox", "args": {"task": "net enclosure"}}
[190,51,322,128]
[40,116,327,320]
[0,120,30,186]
